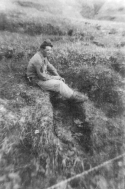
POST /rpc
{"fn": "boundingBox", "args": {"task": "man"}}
[27,39,88,102]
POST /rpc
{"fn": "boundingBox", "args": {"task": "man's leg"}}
[37,79,73,98]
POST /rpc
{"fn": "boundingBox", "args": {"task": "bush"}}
[0,13,14,32]
[109,29,117,35]
[109,52,125,77]
[52,48,123,117]
[0,13,66,36]
[71,65,123,117]
[67,29,73,36]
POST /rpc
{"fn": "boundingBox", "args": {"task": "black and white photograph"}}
[0,0,125,188]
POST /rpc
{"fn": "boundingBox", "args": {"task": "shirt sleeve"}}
[47,61,59,76]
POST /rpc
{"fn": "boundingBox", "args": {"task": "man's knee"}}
[59,80,64,85]
[55,80,65,88]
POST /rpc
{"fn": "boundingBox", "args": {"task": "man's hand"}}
[51,76,65,82]
[52,76,61,80]
[60,77,65,83]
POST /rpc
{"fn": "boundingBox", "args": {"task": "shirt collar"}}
[38,51,47,63]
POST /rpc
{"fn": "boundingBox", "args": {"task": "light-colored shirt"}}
[27,52,58,81]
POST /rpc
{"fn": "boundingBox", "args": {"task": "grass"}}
[0,16,125,189]
[0,13,69,36]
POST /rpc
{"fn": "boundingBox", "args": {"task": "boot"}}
[69,91,88,103]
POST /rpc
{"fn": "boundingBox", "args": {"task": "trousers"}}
[37,79,73,98]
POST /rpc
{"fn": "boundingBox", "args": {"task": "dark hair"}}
[40,39,53,49]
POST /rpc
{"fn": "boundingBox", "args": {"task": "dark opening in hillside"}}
[50,93,93,154]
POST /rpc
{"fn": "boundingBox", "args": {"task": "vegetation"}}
[0,3,125,188]
[0,13,68,36]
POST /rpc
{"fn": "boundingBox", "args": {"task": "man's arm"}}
[35,62,62,81]
[47,62,59,76]
[35,62,52,81]
[47,62,65,82]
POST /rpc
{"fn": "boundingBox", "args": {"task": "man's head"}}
[40,39,53,57]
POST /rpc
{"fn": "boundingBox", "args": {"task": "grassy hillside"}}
[97,0,125,21]
[0,1,125,189]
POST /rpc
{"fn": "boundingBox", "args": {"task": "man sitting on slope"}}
[27,39,88,103]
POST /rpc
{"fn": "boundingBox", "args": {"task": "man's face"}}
[43,46,52,57]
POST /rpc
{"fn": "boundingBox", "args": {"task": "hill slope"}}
[0,0,125,23]
[97,0,125,21]
[0,0,125,189]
